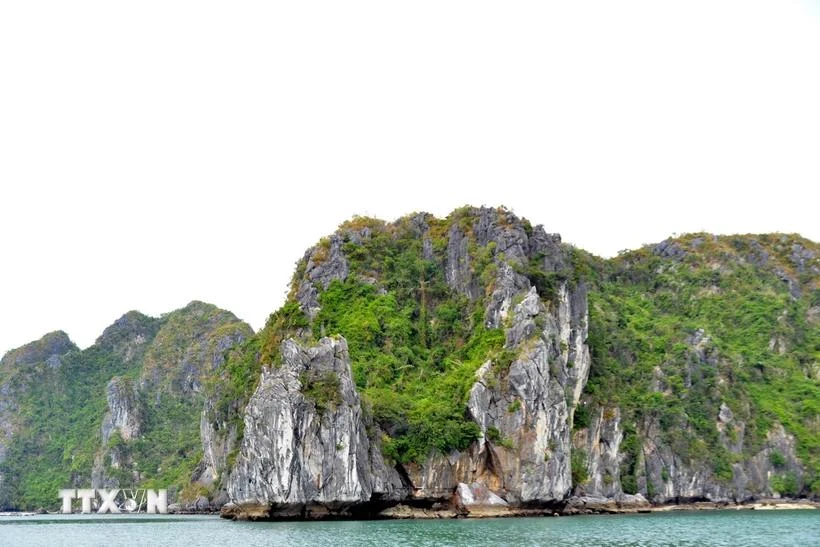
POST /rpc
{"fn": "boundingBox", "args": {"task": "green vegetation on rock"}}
[2,207,817,510]
[0,302,251,510]
[276,213,512,463]
[583,233,819,494]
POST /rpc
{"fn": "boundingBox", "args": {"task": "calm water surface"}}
[1,510,817,546]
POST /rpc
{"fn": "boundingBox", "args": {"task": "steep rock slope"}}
[225,337,406,519]
[225,207,594,517]
[0,302,251,510]
[576,233,818,504]
[225,208,818,518]
[2,206,817,515]
[91,301,252,503]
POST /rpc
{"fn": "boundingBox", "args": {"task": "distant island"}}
[1,206,817,518]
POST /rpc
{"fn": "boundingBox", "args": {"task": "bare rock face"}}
[730,424,806,500]
[636,415,733,502]
[451,206,565,329]
[484,262,530,330]
[218,213,816,516]
[572,406,623,498]
[455,482,508,506]
[101,377,143,443]
[407,281,591,505]
[563,323,809,505]
[445,223,477,299]
[574,406,806,504]
[194,329,253,491]
[93,377,143,488]
[226,337,406,518]
[653,239,686,261]
[195,399,239,488]
[297,235,350,319]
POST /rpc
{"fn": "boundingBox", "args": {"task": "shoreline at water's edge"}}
[217,498,819,521]
[2,499,815,519]
[557,499,819,517]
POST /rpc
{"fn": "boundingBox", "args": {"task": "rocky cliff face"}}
[225,207,595,518]
[196,398,237,491]
[226,337,406,518]
[95,311,159,365]
[573,405,806,505]
[2,208,817,514]
[572,406,623,498]
[222,210,817,519]
[225,276,592,518]
[93,377,143,488]
[388,210,590,507]
[635,411,805,503]
[407,282,591,505]
[296,234,350,320]
[90,302,253,496]
[101,377,143,444]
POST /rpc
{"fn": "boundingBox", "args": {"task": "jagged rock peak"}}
[175,300,229,316]
[1,330,76,369]
[97,310,154,342]
[140,301,253,394]
[291,205,567,316]
[95,311,159,363]
[165,301,250,330]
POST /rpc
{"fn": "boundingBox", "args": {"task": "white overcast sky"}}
[1,1,818,353]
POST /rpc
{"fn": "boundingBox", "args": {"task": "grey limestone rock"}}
[774,267,802,299]
[653,238,686,260]
[473,206,530,265]
[408,280,591,505]
[195,399,239,487]
[93,377,143,489]
[101,377,142,444]
[573,350,808,504]
[139,303,252,395]
[484,263,531,330]
[573,407,623,498]
[718,403,734,424]
[407,212,435,260]
[528,226,567,273]
[297,235,350,319]
[745,240,770,267]
[789,243,816,273]
[456,482,508,506]
[636,415,733,503]
[445,224,477,299]
[226,337,406,517]
[632,417,806,503]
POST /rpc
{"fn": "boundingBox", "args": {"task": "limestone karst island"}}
[1,206,817,519]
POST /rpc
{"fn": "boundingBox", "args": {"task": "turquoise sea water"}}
[1,510,817,547]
